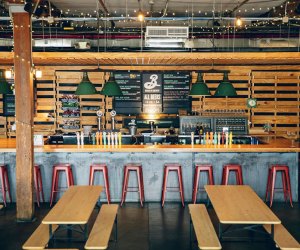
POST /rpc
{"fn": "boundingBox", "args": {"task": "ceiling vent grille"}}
[146,26,189,38]
[145,26,189,47]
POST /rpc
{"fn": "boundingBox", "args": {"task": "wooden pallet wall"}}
[33,69,56,136]
[55,71,108,132]
[191,71,251,120]
[0,93,5,138]
[251,71,300,136]
[1,66,300,137]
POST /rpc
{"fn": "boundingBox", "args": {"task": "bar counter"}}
[0,137,299,203]
[0,137,299,153]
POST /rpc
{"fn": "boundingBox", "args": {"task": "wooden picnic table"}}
[42,185,103,240]
[205,185,281,240]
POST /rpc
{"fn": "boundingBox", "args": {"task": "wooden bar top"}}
[0,137,299,153]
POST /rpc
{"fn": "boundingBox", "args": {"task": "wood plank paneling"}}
[251,71,300,137]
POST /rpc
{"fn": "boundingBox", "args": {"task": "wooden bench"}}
[22,223,58,250]
[85,204,119,250]
[189,204,222,250]
[263,224,300,250]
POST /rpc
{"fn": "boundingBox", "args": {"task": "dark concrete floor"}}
[0,202,299,250]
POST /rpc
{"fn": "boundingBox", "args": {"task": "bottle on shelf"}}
[199,123,204,135]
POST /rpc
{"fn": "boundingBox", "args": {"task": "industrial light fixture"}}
[137,0,144,22]
[75,72,98,95]
[137,10,145,22]
[189,72,211,96]
[0,70,13,94]
[235,17,243,27]
[100,72,123,96]
[24,0,33,14]
[214,72,237,97]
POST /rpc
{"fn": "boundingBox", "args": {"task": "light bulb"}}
[5,70,12,79]
[137,10,144,22]
[236,17,242,27]
[35,70,42,78]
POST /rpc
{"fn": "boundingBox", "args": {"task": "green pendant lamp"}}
[214,72,237,97]
[75,72,98,95]
[0,70,13,94]
[189,72,211,96]
[100,72,123,96]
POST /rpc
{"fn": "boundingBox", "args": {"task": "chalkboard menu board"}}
[3,78,15,116]
[163,72,191,114]
[114,72,142,114]
[114,71,191,115]
[3,94,15,116]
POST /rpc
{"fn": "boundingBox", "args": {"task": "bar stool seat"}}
[192,164,214,204]
[34,165,45,207]
[161,163,184,207]
[265,164,293,207]
[89,164,111,204]
[121,163,144,207]
[0,165,12,207]
[49,163,74,207]
[221,164,243,185]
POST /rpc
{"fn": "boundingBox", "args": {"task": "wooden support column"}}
[12,8,35,221]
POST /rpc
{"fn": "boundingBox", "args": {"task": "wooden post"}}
[12,8,35,221]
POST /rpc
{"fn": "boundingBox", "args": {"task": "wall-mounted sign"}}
[142,73,162,113]
[114,72,142,114]
[163,72,191,113]
[114,71,191,115]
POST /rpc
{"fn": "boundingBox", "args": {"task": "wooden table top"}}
[42,185,102,225]
[205,185,281,225]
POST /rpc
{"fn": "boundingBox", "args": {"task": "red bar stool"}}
[34,165,45,207]
[192,164,214,204]
[265,165,293,207]
[89,164,111,204]
[161,163,184,207]
[120,163,144,207]
[221,164,243,185]
[49,163,74,207]
[0,165,12,207]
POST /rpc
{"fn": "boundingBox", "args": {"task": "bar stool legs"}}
[221,164,243,185]
[161,163,184,207]
[192,164,214,204]
[0,165,12,207]
[34,165,45,207]
[89,164,111,204]
[265,165,293,207]
[120,163,144,207]
[50,163,74,207]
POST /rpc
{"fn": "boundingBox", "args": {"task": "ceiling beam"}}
[98,0,109,14]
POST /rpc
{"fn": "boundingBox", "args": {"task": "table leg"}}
[84,224,88,241]
[49,224,53,240]
[271,224,274,240]
[67,224,72,241]
[115,215,118,242]
[190,216,192,249]
[218,223,223,240]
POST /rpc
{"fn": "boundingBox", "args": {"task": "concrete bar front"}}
[0,137,299,203]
